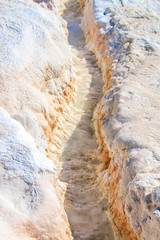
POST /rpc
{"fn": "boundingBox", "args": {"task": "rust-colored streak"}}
[80,0,139,239]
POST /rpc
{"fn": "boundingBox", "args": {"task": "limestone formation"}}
[0,0,74,149]
[0,107,72,239]
[0,0,73,239]
[1,0,160,239]
[80,0,160,239]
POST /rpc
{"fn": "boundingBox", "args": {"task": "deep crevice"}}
[58,0,114,239]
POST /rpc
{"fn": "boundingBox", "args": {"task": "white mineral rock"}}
[0,107,71,239]
[0,0,73,239]
[80,0,160,239]
[0,0,73,149]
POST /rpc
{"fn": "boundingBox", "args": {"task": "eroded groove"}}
[58,0,114,239]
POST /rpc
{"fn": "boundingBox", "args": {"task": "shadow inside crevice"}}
[58,0,114,239]
[62,0,85,48]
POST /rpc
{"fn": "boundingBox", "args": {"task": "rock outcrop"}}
[1,0,160,239]
[0,0,73,239]
[0,0,74,153]
[0,107,71,240]
[80,0,160,239]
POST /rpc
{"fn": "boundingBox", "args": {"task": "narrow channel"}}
[59,0,114,239]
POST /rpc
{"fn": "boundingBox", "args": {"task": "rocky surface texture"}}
[80,0,160,239]
[0,0,73,239]
[0,107,71,240]
[0,0,74,155]
[58,0,114,239]
[1,0,160,239]
[33,0,60,14]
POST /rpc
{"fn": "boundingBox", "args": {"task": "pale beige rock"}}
[80,0,160,239]
[0,107,71,240]
[0,0,74,150]
[56,1,114,239]
[1,0,160,239]
[34,0,60,14]
[0,0,73,239]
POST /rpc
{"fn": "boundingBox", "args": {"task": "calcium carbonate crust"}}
[80,0,160,239]
[0,0,74,152]
[0,107,72,240]
[0,0,73,239]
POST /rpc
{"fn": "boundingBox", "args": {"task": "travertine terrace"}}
[0,0,160,239]
[0,0,73,239]
[80,0,160,239]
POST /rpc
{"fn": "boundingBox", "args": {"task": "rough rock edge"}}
[32,0,77,165]
[0,0,76,163]
[33,0,77,165]
[79,0,160,239]
[0,0,74,238]
[0,106,72,240]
